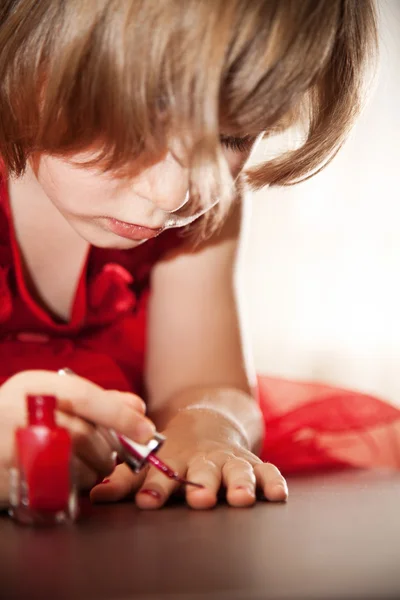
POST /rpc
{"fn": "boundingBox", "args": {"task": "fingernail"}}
[136,420,156,443]
[235,486,255,496]
[280,482,289,495]
[101,479,111,484]
[275,482,289,499]
[278,480,288,492]
[139,489,161,500]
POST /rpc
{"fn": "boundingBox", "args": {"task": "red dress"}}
[2,172,400,474]
[0,172,181,397]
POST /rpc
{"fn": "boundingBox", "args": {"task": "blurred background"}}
[242,0,400,407]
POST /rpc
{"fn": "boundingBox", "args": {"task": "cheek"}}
[35,163,68,209]
[36,157,110,212]
[37,157,77,197]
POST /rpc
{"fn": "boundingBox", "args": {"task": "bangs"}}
[0,0,377,227]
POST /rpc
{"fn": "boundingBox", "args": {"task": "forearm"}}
[149,386,264,455]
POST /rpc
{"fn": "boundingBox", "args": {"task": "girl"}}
[0,0,376,510]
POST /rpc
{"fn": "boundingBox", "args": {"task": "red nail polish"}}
[101,479,111,484]
[9,395,78,526]
[139,489,161,500]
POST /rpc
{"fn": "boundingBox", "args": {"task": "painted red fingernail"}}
[101,479,111,484]
[139,489,162,500]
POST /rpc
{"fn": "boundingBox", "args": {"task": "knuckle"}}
[255,461,283,479]
[188,454,219,472]
[208,449,232,464]
[224,456,252,472]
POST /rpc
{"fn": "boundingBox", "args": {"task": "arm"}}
[145,197,263,453]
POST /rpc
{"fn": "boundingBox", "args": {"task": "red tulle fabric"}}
[258,375,400,474]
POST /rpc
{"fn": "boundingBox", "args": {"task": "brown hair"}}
[0,0,377,223]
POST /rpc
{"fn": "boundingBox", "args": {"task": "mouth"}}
[102,217,164,241]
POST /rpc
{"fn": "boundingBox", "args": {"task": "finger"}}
[185,453,225,510]
[90,463,146,503]
[60,389,155,444]
[222,457,257,508]
[8,370,152,442]
[73,457,99,492]
[254,462,288,502]
[57,413,116,478]
[105,390,146,414]
[16,370,155,443]
[136,457,185,510]
[9,370,146,414]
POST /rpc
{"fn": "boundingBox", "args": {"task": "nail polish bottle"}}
[9,394,78,525]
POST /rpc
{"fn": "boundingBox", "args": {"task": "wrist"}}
[179,405,250,447]
[164,405,250,449]
[151,386,264,452]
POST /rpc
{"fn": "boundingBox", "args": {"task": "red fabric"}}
[258,375,400,474]
[0,171,181,397]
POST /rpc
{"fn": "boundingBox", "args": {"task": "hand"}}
[90,407,288,509]
[0,370,155,501]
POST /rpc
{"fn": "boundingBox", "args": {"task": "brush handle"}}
[101,428,166,472]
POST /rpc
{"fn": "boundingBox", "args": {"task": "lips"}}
[103,218,163,241]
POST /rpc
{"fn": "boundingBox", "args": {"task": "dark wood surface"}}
[0,469,399,600]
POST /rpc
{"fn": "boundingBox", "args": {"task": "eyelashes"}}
[219,135,254,153]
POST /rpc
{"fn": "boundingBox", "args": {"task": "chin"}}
[91,236,146,250]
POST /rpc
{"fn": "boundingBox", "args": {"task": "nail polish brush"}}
[57,369,203,488]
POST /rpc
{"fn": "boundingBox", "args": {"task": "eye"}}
[220,135,254,153]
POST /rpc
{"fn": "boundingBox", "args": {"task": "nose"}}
[131,151,189,213]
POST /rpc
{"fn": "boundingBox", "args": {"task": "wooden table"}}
[0,469,399,600]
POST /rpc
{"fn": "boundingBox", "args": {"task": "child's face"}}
[34,141,255,249]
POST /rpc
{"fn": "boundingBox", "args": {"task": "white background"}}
[243,0,400,406]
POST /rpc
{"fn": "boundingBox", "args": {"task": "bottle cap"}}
[27,395,57,426]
